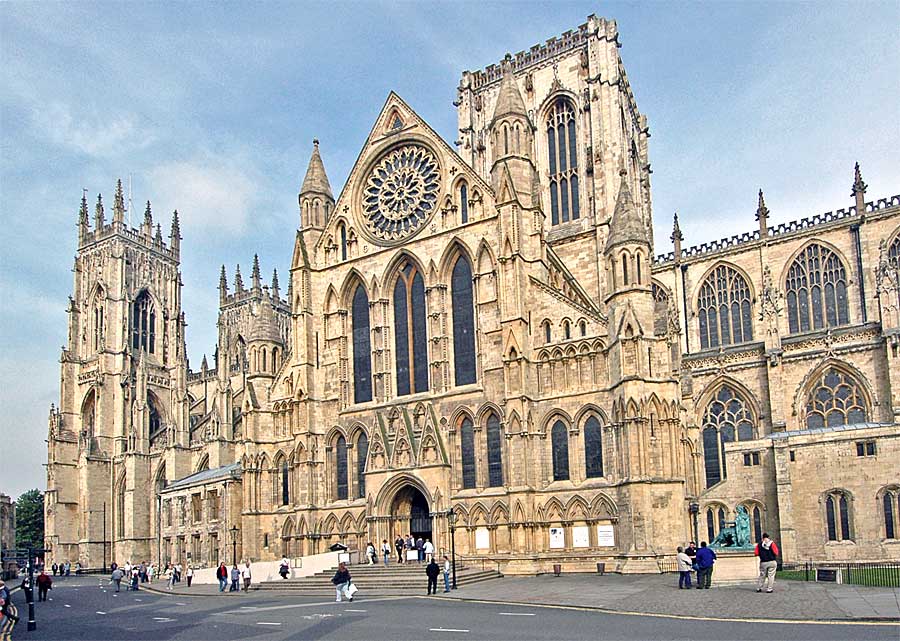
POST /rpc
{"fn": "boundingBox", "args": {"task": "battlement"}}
[80,220,179,261]
[220,287,290,311]
[653,193,900,265]
[461,15,616,90]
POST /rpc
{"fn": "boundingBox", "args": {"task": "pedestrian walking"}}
[230,564,240,592]
[51,563,58,576]
[186,566,194,588]
[405,534,414,561]
[395,535,405,563]
[425,558,440,595]
[36,571,52,602]
[64,561,71,576]
[755,533,780,593]
[279,556,290,579]
[423,539,435,563]
[147,563,154,584]
[130,567,140,591]
[675,546,692,589]
[174,562,182,584]
[332,562,353,602]
[111,567,124,592]
[442,555,451,593]
[381,540,391,565]
[1,579,20,639]
[366,542,376,565]
[167,565,176,591]
[216,562,228,592]
[416,537,424,563]
[695,541,717,589]
[242,562,252,592]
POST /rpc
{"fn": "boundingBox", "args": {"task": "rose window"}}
[362,145,440,242]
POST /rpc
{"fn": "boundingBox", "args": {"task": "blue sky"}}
[1,1,898,498]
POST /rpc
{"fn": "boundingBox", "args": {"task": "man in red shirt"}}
[755,533,780,593]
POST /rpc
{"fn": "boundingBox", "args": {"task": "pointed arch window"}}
[786,244,849,334]
[698,265,752,349]
[452,254,477,386]
[551,420,570,481]
[825,490,852,541]
[356,432,368,499]
[92,296,105,352]
[804,367,868,429]
[352,284,372,403]
[584,415,604,478]
[706,508,715,542]
[563,320,571,340]
[752,505,763,543]
[116,476,126,537]
[543,320,552,344]
[394,261,429,396]
[281,459,290,506]
[486,413,503,487]
[460,417,476,489]
[701,385,755,488]
[131,291,156,354]
[459,183,469,223]
[340,224,347,261]
[881,487,899,539]
[335,435,348,500]
[148,396,165,446]
[546,98,579,225]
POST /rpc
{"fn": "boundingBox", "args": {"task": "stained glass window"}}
[584,416,604,478]
[551,420,570,481]
[546,99,579,225]
[394,261,428,396]
[460,417,476,489]
[825,491,852,541]
[357,432,368,499]
[452,255,476,385]
[336,435,348,500]
[352,284,372,403]
[486,413,503,487]
[702,385,755,488]
[804,367,868,429]
[786,244,849,334]
[882,490,896,539]
[826,495,837,541]
[698,265,752,349]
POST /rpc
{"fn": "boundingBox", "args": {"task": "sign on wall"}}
[549,527,565,549]
[572,526,590,548]
[596,524,615,547]
[475,527,490,550]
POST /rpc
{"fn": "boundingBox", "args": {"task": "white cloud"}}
[148,156,258,235]
[31,101,155,158]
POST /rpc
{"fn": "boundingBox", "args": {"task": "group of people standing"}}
[675,533,780,592]
[108,560,157,592]
[390,534,435,564]
[216,561,252,592]
[48,561,77,576]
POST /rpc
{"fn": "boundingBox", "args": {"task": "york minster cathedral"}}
[45,14,900,574]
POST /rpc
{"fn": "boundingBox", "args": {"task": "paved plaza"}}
[5,573,897,640]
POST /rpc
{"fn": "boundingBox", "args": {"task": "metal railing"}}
[779,561,900,588]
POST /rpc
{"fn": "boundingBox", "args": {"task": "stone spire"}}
[671,212,683,260]
[219,265,229,303]
[78,192,90,242]
[300,139,333,200]
[94,193,105,229]
[605,166,649,253]
[271,268,280,301]
[201,354,209,371]
[113,179,125,223]
[142,201,153,237]
[251,254,261,291]
[154,222,163,245]
[234,264,245,293]
[756,189,769,238]
[852,162,867,213]
[169,210,181,254]
[491,61,528,123]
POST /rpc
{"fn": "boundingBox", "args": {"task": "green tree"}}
[15,489,44,549]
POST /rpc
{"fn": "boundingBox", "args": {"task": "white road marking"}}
[257,622,282,626]
[175,602,187,606]
[64,604,71,608]
[225,595,407,613]
[239,606,258,610]
[345,608,367,612]
[430,628,469,633]
[153,617,175,622]
[96,611,106,615]
[498,612,535,616]
[135,599,143,602]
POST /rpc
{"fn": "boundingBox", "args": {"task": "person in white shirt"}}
[186,566,194,588]
[423,539,435,563]
[279,556,290,579]
[675,546,693,589]
[241,562,252,592]
[442,555,451,593]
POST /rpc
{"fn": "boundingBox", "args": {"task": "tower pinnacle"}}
[852,162,867,213]
[251,254,261,291]
[671,212,683,259]
[94,193,105,229]
[113,179,125,223]
[756,189,769,238]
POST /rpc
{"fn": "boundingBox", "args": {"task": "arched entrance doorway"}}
[390,485,432,543]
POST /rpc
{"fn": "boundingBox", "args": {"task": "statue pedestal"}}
[711,550,758,584]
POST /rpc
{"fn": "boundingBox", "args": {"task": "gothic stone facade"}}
[45,14,900,573]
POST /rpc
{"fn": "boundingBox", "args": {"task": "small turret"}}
[251,254,261,292]
[605,166,649,254]
[234,264,245,293]
[489,62,538,207]
[94,193,105,229]
[78,192,90,243]
[756,190,769,239]
[671,212,683,261]
[154,222,163,246]
[113,179,125,224]
[298,139,334,229]
[219,265,229,303]
[271,269,280,301]
[142,201,153,237]
[852,162,867,213]
[169,210,181,255]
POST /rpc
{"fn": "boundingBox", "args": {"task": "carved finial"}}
[671,212,683,259]
[234,264,244,292]
[94,193,105,228]
[756,189,769,238]
[251,253,261,290]
[155,222,163,244]
[852,162,867,196]
[169,210,181,253]
[113,179,125,223]
[78,191,90,239]
[271,268,280,299]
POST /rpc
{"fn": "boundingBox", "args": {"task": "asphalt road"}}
[7,576,898,641]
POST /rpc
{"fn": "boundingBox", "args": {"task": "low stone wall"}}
[187,550,342,585]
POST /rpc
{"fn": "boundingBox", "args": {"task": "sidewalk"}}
[441,573,900,622]
[141,582,256,597]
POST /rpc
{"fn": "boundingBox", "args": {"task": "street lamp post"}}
[229,525,239,566]
[447,509,458,590]
[689,502,700,545]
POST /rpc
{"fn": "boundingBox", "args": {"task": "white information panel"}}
[596,524,616,547]
[549,527,565,549]
[406,550,419,561]
[475,527,490,550]
[572,525,590,548]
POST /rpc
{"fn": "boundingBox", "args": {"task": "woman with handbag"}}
[331,562,353,602]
